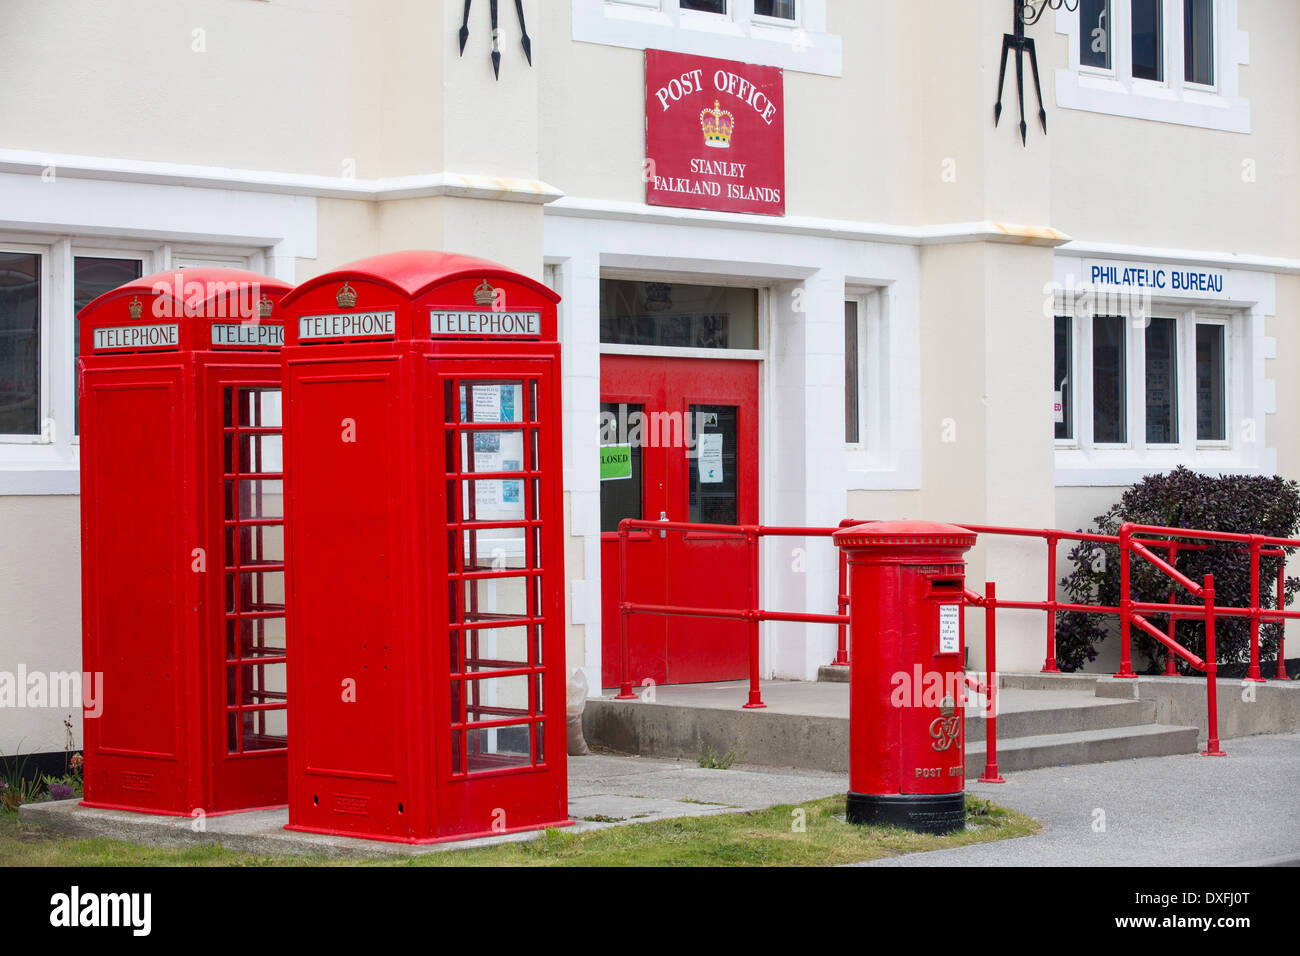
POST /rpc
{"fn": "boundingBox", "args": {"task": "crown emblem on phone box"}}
[700,100,734,148]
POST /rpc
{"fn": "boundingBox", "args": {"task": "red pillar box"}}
[278,251,568,843]
[78,269,293,815]
[832,521,976,834]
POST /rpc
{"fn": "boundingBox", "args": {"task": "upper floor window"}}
[754,1,796,19]
[572,0,840,76]
[1056,0,1248,133]
[1130,0,1163,82]
[1079,0,1111,69]
[680,0,796,18]
[1184,0,1214,85]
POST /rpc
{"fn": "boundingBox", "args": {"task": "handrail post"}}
[1114,524,1137,678]
[615,522,637,700]
[1202,574,1225,756]
[1042,534,1060,673]
[979,581,1005,783]
[1247,536,1264,682]
[742,528,766,709]
[834,546,850,666]
[1276,561,1288,680]
[1163,586,1179,676]
[1163,544,1179,676]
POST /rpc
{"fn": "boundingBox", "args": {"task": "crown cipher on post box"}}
[279,251,569,843]
[78,268,293,816]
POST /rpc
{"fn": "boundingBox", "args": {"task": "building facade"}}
[2,0,1297,757]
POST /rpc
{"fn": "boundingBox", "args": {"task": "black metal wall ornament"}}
[459,0,533,79]
[995,0,1080,145]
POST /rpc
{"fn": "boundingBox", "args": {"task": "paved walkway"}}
[858,733,1300,867]
[22,736,1300,864]
[19,754,843,859]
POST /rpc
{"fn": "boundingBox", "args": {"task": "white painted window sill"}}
[1055,69,1251,134]
[572,0,842,77]
[1054,447,1269,487]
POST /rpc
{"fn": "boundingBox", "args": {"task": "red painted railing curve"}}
[614,516,1297,766]
[615,519,848,710]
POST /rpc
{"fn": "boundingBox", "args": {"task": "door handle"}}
[659,511,668,539]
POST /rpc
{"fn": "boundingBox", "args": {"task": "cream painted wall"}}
[1268,276,1300,481]
[0,0,391,177]
[1048,2,1300,256]
[0,497,84,754]
[540,1,925,224]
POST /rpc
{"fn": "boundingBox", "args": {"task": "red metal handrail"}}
[615,519,848,709]
[614,515,1296,768]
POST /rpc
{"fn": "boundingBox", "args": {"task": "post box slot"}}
[928,578,963,596]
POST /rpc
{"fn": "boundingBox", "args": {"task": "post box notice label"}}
[211,323,285,347]
[299,311,396,340]
[938,604,960,655]
[600,444,633,481]
[430,310,541,338]
[93,324,179,351]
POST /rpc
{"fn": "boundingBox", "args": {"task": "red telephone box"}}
[78,268,293,815]
[832,521,976,834]
[279,250,568,843]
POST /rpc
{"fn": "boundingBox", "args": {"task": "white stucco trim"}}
[0,169,318,494]
[1052,251,1276,487]
[548,196,1072,248]
[0,148,563,204]
[572,0,842,77]
[1059,239,1300,276]
[1054,0,1251,133]
[546,203,922,682]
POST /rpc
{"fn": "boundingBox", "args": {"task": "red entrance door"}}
[599,355,759,688]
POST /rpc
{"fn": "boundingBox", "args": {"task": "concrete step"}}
[998,672,1107,692]
[584,693,1191,776]
[965,697,1155,743]
[817,665,849,683]
[964,723,1201,775]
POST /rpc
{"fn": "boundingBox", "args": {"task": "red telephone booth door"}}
[432,359,568,836]
[599,355,759,688]
[204,372,288,810]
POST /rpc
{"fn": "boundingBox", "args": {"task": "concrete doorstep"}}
[584,673,1300,775]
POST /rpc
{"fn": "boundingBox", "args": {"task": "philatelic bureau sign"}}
[645,49,785,217]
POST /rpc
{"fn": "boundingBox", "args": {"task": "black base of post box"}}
[846,791,965,834]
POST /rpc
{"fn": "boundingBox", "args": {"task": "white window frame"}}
[1055,0,1250,133]
[572,0,841,77]
[0,234,262,492]
[69,246,154,440]
[1191,312,1231,447]
[845,287,890,470]
[1055,307,1241,460]
[595,270,768,361]
[1053,314,1076,445]
[0,239,51,446]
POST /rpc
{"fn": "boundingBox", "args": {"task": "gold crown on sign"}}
[127,296,143,320]
[700,100,734,148]
[336,282,357,308]
[473,280,498,306]
[258,295,274,318]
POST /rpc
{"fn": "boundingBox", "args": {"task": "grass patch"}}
[697,740,740,770]
[1,795,1039,867]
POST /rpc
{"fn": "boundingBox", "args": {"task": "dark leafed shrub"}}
[1055,467,1300,673]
